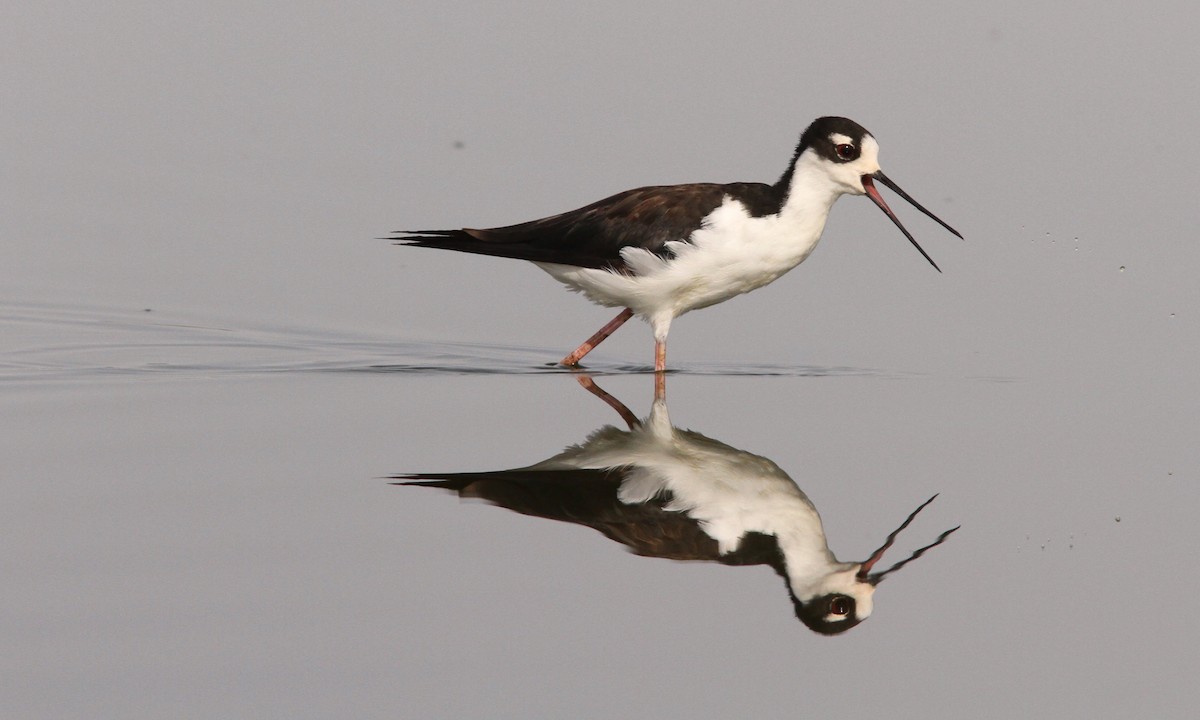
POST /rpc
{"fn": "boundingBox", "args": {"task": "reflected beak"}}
[856,494,960,586]
[861,171,963,273]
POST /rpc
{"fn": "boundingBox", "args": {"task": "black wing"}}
[395,468,784,569]
[392,182,783,272]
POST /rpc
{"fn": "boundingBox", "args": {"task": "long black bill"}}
[855,494,960,586]
[861,171,963,273]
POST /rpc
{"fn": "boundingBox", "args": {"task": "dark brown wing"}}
[394,469,783,569]
[392,182,783,271]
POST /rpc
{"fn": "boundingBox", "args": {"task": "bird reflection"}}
[395,376,958,635]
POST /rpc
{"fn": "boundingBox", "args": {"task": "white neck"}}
[773,513,847,597]
[780,152,845,224]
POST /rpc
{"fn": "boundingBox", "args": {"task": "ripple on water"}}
[0,300,912,384]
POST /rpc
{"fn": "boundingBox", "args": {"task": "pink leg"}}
[575,374,640,429]
[560,308,634,367]
[654,339,666,401]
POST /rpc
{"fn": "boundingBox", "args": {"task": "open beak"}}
[861,171,963,273]
[856,494,960,586]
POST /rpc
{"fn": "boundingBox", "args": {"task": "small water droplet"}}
[1115,516,1122,522]
[1119,266,1126,272]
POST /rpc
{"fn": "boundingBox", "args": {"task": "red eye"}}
[835,143,855,160]
[830,597,850,616]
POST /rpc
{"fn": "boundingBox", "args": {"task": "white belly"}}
[536,196,830,323]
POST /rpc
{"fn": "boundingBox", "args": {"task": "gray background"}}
[3,2,1198,718]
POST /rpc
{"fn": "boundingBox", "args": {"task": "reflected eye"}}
[834,143,856,161]
[829,597,851,616]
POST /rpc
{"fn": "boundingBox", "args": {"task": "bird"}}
[395,377,959,635]
[393,116,962,371]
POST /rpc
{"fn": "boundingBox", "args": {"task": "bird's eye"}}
[834,143,856,161]
[829,597,850,616]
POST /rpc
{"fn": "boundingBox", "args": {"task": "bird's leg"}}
[654,340,667,401]
[575,374,640,429]
[560,308,634,367]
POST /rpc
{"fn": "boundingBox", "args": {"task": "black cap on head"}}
[795,116,873,161]
[790,591,866,636]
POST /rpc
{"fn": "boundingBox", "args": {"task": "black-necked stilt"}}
[394,116,961,371]
[396,376,959,635]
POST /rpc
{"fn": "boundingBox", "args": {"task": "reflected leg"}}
[575,374,640,429]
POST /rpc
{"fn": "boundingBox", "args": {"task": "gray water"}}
[4,3,1199,718]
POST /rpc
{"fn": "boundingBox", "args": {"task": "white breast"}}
[535,401,828,557]
[536,183,838,341]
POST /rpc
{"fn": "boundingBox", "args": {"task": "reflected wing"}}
[396,468,781,567]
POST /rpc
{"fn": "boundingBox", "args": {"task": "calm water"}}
[6,2,1200,718]
[3,301,1195,718]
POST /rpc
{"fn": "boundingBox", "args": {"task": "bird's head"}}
[789,564,878,635]
[789,494,959,635]
[794,116,963,272]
